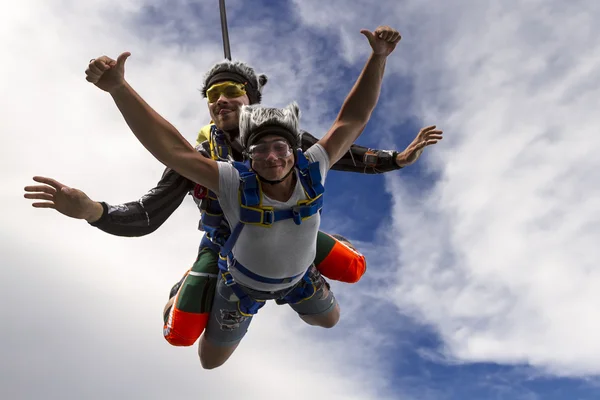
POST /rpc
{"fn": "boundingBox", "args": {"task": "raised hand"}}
[85,52,131,93]
[396,125,444,167]
[360,26,401,57]
[24,176,104,222]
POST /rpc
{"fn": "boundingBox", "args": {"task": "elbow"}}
[153,146,194,171]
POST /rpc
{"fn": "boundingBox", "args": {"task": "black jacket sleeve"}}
[300,130,403,174]
[89,167,195,237]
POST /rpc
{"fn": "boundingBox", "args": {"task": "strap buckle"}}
[222,271,236,287]
[291,205,303,225]
[262,209,274,225]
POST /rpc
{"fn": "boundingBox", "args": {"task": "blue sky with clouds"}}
[2,0,600,399]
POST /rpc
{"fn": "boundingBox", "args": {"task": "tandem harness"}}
[196,126,325,316]
[216,150,325,316]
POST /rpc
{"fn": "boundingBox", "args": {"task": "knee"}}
[198,346,227,370]
[302,303,341,328]
[199,355,226,370]
[197,337,237,370]
[320,304,341,328]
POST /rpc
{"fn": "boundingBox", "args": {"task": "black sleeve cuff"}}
[88,202,109,227]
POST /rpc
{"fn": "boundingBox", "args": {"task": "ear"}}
[286,101,300,120]
[258,74,268,89]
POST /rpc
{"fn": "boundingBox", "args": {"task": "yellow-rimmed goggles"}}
[206,81,247,103]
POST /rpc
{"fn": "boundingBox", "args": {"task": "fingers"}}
[85,56,113,83]
[374,25,390,39]
[24,193,54,201]
[374,25,401,42]
[419,125,444,141]
[415,139,439,150]
[24,184,57,194]
[390,31,402,43]
[32,176,64,190]
[88,60,109,76]
[31,202,56,209]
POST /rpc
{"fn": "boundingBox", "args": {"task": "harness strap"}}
[274,271,316,305]
[220,271,266,316]
[199,235,220,253]
[238,196,323,226]
[210,125,231,160]
[230,258,305,285]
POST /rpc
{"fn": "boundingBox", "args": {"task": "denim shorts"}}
[203,265,337,346]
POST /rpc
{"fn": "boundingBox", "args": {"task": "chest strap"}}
[234,149,325,227]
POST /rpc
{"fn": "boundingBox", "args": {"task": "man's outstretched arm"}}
[302,124,444,173]
[85,53,219,193]
[90,167,194,236]
[23,170,194,237]
[318,26,401,164]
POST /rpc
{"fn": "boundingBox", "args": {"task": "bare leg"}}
[299,302,340,328]
[197,336,241,370]
[291,267,341,329]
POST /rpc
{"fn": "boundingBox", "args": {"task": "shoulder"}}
[217,160,238,176]
[304,144,330,167]
[299,130,318,150]
[216,161,241,207]
[196,124,213,145]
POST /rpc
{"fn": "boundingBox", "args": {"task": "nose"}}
[264,150,278,161]
[216,93,229,104]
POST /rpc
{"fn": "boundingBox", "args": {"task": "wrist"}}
[370,52,388,60]
[84,201,104,223]
[395,152,406,167]
[109,81,130,98]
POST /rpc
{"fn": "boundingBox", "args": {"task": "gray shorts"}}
[203,265,337,346]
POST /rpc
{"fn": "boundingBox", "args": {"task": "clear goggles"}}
[206,81,247,103]
[247,140,293,161]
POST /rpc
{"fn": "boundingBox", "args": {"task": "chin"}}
[260,172,282,182]
[253,166,280,181]
[216,114,238,129]
[223,121,240,132]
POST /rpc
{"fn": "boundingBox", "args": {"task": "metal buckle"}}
[222,272,235,287]
[291,206,303,225]
[262,210,274,225]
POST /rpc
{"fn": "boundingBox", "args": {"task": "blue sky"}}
[3,0,600,399]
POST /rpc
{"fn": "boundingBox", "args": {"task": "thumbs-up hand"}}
[360,26,401,57]
[85,52,132,93]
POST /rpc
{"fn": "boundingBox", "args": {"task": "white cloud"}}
[293,0,600,377]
